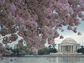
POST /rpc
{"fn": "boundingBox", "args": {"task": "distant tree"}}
[22,46,30,54]
[53,44,56,49]
[43,47,49,54]
[5,44,10,50]
[22,46,28,51]
[14,44,19,49]
[48,45,52,49]
[48,44,57,53]
[38,49,44,55]
[77,46,84,54]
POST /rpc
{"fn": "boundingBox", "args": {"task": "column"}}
[63,46,64,52]
[62,46,63,52]
[59,45,61,52]
[71,45,72,53]
[69,46,71,52]
[73,45,74,53]
[61,46,62,52]
[70,46,71,52]
[61,46,63,52]
[76,45,77,52]
[72,45,73,53]
[71,46,72,53]
[70,46,72,53]
[64,46,65,52]
[60,46,62,52]
[69,46,70,52]
[58,44,60,52]
[68,46,69,52]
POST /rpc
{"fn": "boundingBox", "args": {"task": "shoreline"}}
[24,55,84,57]
[2,54,84,57]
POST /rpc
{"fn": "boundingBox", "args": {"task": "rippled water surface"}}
[0,56,84,63]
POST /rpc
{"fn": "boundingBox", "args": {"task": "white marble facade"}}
[58,38,80,54]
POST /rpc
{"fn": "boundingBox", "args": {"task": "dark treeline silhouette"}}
[77,45,84,54]
[38,44,58,55]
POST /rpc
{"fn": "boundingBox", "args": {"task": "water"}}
[0,56,84,63]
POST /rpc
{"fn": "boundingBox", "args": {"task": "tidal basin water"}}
[0,56,84,63]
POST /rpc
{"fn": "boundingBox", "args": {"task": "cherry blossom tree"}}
[0,43,13,57]
[0,0,84,54]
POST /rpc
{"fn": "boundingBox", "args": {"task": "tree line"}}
[3,44,58,56]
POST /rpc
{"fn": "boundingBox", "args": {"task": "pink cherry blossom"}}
[78,12,84,18]
[18,43,23,47]
[30,47,38,54]
[9,34,18,41]
[53,31,59,38]
[48,38,55,45]
[0,0,84,54]
[78,32,82,35]
[20,25,26,31]
[82,17,84,21]
[46,8,53,15]
[42,18,49,25]
[59,35,64,39]
[61,29,64,32]
[18,39,23,43]
[73,27,77,33]
[31,21,38,28]
[41,26,50,32]
[67,26,72,30]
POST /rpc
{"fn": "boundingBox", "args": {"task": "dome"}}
[61,38,77,44]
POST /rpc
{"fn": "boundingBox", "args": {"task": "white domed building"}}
[58,38,81,54]
[50,38,82,55]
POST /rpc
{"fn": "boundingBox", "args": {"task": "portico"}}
[59,45,74,53]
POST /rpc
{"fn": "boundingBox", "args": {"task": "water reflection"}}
[0,56,84,63]
[58,57,78,63]
[47,56,84,63]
